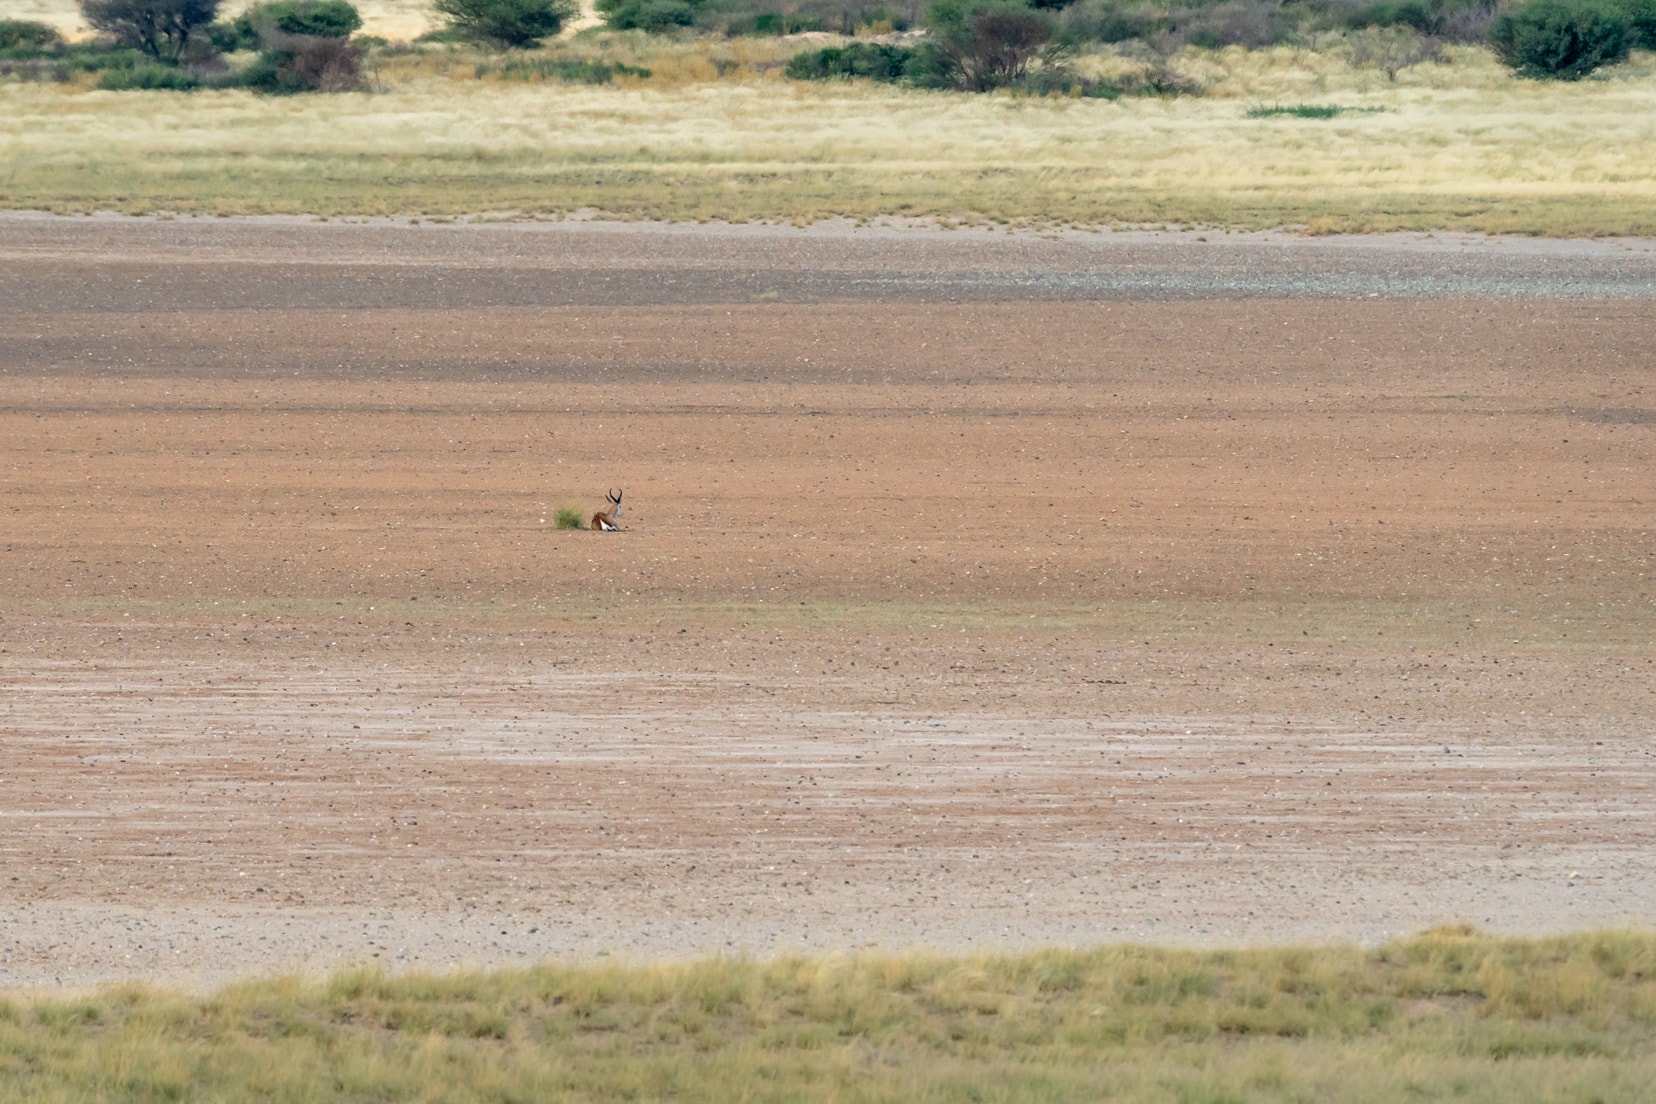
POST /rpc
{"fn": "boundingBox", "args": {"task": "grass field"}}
[3,928,1653,1102]
[4,36,1656,232]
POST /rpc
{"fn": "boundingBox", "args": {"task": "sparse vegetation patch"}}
[1,929,1654,1102]
[1246,101,1389,117]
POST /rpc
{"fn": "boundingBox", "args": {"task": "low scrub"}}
[0,19,65,53]
[1,930,1654,1102]
[1246,101,1389,116]
[695,0,926,34]
[239,31,366,91]
[214,0,363,49]
[1622,0,1656,46]
[783,40,921,79]
[596,0,709,32]
[785,38,1202,93]
[95,61,202,88]
[476,55,652,80]
[1344,0,1503,40]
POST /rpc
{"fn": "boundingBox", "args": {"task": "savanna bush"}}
[596,0,706,32]
[475,55,652,80]
[1488,0,1630,77]
[1343,24,1444,77]
[96,60,200,86]
[925,0,1056,90]
[0,19,65,52]
[435,0,577,45]
[1174,0,1286,48]
[784,40,920,78]
[1617,0,1656,46]
[1051,0,1292,48]
[1053,0,1169,44]
[211,1,361,51]
[239,30,365,90]
[1342,0,1501,40]
[693,0,924,34]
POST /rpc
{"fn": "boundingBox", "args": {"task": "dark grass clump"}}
[476,55,652,82]
[1246,102,1389,118]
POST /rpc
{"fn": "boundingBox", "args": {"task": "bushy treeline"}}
[596,0,925,35]
[768,0,1655,87]
[588,0,1505,42]
[6,0,1648,96]
[0,1,367,91]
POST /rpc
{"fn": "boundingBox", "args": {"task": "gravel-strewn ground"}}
[2,216,1653,991]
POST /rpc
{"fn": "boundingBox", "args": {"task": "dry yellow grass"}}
[3,929,1655,1103]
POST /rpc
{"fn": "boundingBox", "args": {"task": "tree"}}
[79,0,220,63]
[433,0,576,47]
[924,0,1054,90]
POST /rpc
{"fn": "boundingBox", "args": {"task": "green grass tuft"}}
[553,505,586,529]
[1246,102,1389,118]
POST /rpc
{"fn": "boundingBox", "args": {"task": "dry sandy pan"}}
[2,216,1653,990]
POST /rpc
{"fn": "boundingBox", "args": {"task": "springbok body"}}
[591,489,623,531]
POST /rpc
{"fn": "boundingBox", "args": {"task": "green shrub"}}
[1054,0,1167,44]
[1488,0,1630,77]
[240,31,365,91]
[256,0,361,37]
[1344,0,1500,39]
[1617,0,1656,46]
[1003,65,1120,94]
[476,55,651,79]
[749,10,823,31]
[0,19,65,52]
[694,0,920,34]
[596,0,705,31]
[206,20,258,49]
[1174,0,1286,48]
[211,2,360,50]
[434,0,576,45]
[96,61,200,87]
[784,41,919,79]
[553,506,585,529]
[1245,101,1388,117]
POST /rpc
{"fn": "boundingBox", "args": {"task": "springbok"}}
[591,489,623,531]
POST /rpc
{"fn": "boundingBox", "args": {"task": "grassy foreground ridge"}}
[4,41,1656,233]
[3,928,1654,1102]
